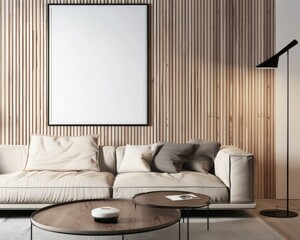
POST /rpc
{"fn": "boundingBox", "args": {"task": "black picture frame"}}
[48,4,149,126]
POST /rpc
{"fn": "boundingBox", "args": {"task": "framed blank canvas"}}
[48,4,148,125]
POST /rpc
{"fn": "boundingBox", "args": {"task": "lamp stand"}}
[260,50,298,218]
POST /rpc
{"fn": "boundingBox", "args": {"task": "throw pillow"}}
[24,134,99,171]
[183,139,221,173]
[118,144,157,173]
[151,142,196,173]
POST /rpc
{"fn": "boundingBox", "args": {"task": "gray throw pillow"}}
[183,139,221,173]
[151,143,196,173]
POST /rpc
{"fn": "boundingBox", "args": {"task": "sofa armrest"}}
[214,146,254,203]
[0,145,28,174]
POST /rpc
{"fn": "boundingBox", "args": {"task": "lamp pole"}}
[286,50,290,217]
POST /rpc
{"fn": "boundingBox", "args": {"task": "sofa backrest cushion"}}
[24,134,99,172]
[116,146,126,172]
[0,144,117,174]
[99,146,116,174]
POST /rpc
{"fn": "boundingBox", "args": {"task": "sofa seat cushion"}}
[0,171,114,203]
[113,171,229,203]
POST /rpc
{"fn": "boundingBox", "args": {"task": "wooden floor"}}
[250,199,300,240]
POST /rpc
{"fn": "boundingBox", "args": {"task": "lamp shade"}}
[256,39,298,69]
[256,55,279,68]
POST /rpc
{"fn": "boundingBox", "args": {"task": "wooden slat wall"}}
[0,0,275,198]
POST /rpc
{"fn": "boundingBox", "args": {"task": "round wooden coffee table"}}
[133,191,211,240]
[30,199,181,240]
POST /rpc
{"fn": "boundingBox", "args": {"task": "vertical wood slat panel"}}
[0,0,275,198]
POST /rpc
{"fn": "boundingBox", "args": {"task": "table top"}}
[31,199,180,236]
[133,191,210,209]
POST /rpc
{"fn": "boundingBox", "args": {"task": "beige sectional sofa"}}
[0,143,255,210]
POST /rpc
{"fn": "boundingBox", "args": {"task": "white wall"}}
[276,0,300,199]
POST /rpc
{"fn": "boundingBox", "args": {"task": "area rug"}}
[0,210,284,240]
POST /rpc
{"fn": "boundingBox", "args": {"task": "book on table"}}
[165,194,200,201]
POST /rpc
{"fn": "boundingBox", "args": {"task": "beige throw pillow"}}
[24,134,99,171]
[118,144,157,173]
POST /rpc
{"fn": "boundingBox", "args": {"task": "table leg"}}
[207,205,209,231]
[122,234,124,240]
[187,210,189,240]
[179,220,181,240]
[30,222,33,240]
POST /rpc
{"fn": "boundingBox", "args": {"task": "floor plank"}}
[251,199,300,240]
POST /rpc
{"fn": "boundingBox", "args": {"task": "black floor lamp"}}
[256,39,298,218]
